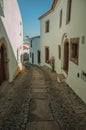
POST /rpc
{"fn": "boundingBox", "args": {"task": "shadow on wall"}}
[0,36,22,84]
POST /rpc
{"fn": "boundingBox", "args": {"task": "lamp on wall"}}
[82,36,85,44]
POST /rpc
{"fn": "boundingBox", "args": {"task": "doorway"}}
[37,50,41,64]
[63,41,69,73]
[32,53,34,64]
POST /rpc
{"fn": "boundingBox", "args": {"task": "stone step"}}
[26,121,60,130]
[57,73,66,83]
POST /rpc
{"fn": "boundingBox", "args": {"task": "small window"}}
[70,38,79,65]
[58,45,61,59]
[30,40,32,47]
[45,20,49,32]
[59,9,62,28]
[45,47,49,63]
[66,0,72,24]
[30,52,31,58]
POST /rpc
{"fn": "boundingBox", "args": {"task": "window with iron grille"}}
[58,45,61,59]
[70,37,79,65]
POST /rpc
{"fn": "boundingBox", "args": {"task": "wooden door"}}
[37,50,41,64]
[0,46,5,85]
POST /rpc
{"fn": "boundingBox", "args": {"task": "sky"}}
[17,0,53,40]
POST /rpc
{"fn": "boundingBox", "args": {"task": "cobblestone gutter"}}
[0,67,32,130]
[41,66,86,130]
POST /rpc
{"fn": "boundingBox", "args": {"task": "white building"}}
[22,43,29,64]
[29,36,41,65]
[0,0,23,84]
[39,0,86,103]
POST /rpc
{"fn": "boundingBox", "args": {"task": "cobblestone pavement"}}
[0,67,32,130]
[41,66,86,130]
[0,65,86,130]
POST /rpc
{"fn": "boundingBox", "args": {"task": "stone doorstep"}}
[57,74,66,83]
[29,99,53,121]
[26,121,60,130]
[31,92,49,99]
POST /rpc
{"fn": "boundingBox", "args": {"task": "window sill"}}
[70,58,78,65]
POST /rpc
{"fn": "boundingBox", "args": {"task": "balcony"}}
[0,0,4,16]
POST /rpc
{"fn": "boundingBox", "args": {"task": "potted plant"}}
[47,56,55,72]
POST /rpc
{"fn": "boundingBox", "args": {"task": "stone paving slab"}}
[31,92,49,99]
[29,99,53,121]
[31,80,46,85]
[32,75,43,77]
[31,88,47,93]
[31,84,47,89]
[32,75,44,77]
[26,121,60,130]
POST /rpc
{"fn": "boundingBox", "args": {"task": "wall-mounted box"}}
[82,36,85,44]
[81,71,86,82]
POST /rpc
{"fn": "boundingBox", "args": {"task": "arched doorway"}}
[63,41,69,74]
[0,39,9,85]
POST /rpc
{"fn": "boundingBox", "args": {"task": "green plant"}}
[47,56,55,72]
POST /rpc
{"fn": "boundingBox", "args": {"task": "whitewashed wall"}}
[29,36,40,65]
[40,0,86,103]
[0,0,23,82]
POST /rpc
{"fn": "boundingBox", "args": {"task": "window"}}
[30,52,31,58]
[70,38,79,65]
[58,45,61,59]
[37,50,41,64]
[66,0,72,24]
[45,20,49,32]
[59,9,62,28]
[32,53,34,63]
[45,47,49,63]
[30,40,32,47]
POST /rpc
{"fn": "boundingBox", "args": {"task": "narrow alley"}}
[0,65,86,130]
